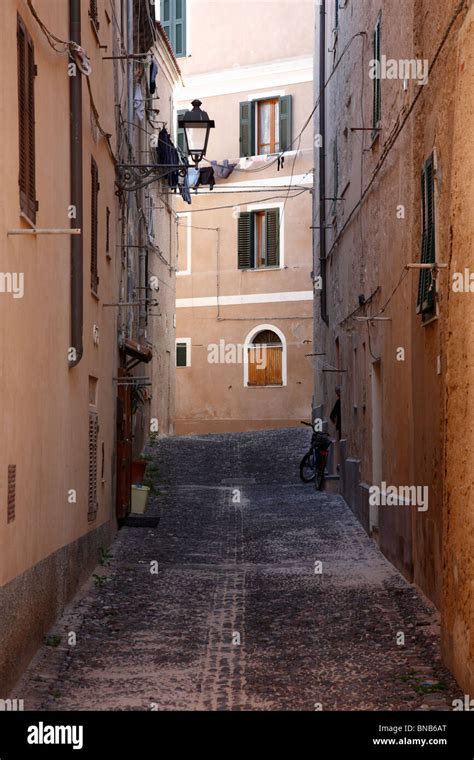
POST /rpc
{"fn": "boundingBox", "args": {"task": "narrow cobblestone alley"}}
[18,429,460,711]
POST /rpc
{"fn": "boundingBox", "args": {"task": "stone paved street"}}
[17,429,460,711]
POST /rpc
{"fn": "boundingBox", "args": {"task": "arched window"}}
[248,329,283,386]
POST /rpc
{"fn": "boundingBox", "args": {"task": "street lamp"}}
[178,99,215,167]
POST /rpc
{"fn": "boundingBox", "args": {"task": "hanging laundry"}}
[134,84,145,121]
[150,59,158,95]
[156,128,179,188]
[187,168,200,189]
[198,167,215,190]
[179,173,192,204]
[211,160,237,179]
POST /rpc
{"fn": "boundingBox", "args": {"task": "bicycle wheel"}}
[300,452,316,482]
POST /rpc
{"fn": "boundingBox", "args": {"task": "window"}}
[372,15,382,138]
[91,157,99,293]
[331,137,339,216]
[176,108,186,155]
[17,16,37,224]
[161,0,186,57]
[7,465,16,524]
[105,206,111,257]
[248,330,283,387]
[88,412,99,522]
[238,209,280,269]
[334,0,339,29]
[239,96,292,157]
[89,0,100,30]
[176,339,190,367]
[417,154,436,318]
[257,99,279,155]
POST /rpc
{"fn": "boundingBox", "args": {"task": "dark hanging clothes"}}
[150,59,158,95]
[198,166,215,190]
[330,398,341,439]
[156,128,179,188]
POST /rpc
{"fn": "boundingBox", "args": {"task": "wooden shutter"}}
[417,156,436,315]
[265,346,283,385]
[238,212,253,269]
[248,346,283,386]
[7,465,17,524]
[17,16,37,224]
[88,412,99,521]
[161,0,171,41]
[105,206,110,256]
[89,0,99,29]
[372,17,381,134]
[265,209,280,267]
[279,95,292,152]
[91,157,99,292]
[174,0,186,56]
[239,101,255,158]
[161,0,186,57]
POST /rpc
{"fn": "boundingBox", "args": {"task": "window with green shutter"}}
[238,209,280,269]
[176,341,188,367]
[161,0,186,57]
[239,96,292,157]
[372,15,381,139]
[17,15,37,224]
[417,154,436,318]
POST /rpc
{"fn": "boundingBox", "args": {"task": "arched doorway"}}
[245,326,285,387]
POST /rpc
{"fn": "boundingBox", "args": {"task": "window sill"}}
[91,290,100,301]
[420,311,438,326]
[246,384,284,388]
[19,211,36,228]
[241,266,282,272]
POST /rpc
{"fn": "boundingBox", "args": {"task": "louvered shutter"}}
[372,18,381,134]
[417,156,436,315]
[238,212,253,269]
[88,412,99,521]
[265,209,280,267]
[239,101,255,158]
[91,157,99,292]
[279,95,292,152]
[89,0,99,29]
[17,17,37,223]
[161,0,171,41]
[174,0,186,56]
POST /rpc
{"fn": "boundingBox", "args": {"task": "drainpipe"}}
[69,0,83,367]
[319,0,328,325]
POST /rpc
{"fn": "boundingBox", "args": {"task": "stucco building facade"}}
[312,0,474,693]
[161,0,315,434]
[0,0,178,694]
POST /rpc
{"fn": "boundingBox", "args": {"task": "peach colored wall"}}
[178,0,314,75]
[0,0,120,585]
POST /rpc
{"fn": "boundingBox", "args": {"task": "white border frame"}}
[176,212,192,275]
[243,324,287,388]
[176,337,191,367]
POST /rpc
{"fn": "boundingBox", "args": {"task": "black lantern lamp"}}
[178,100,215,167]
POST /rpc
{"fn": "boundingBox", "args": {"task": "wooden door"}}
[116,374,132,521]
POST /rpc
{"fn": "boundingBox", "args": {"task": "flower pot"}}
[131,484,150,514]
[131,459,147,484]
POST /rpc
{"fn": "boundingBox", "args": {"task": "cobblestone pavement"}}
[17,428,460,711]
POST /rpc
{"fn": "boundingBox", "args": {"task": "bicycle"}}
[299,421,332,490]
